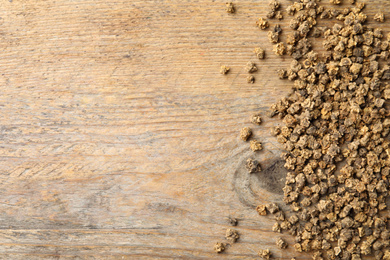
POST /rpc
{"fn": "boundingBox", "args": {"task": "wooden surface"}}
[0,0,388,259]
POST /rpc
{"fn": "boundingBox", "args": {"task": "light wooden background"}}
[0,0,388,259]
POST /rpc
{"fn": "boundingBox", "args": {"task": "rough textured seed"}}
[277,69,287,79]
[245,61,258,73]
[275,11,283,20]
[374,13,385,22]
[256,18,269,29]
[256,205,267,216]
[274,42,286,56]
[268,31,279,43]
[240,127,252,141]
[247,75,255,84]
[250,140,263,151]
[214,242,225,253]
[254,47,265,59]
[384,251,390,260]
[225,229,239,243]
[276,237,288,248]
[258,249,271,259]
[272,222,281,232]
[269,0,280,11]
[246,158,261,173]
[267,10,276,19]
[266,203,280,214]
[225,2,235,13]
[220,65,230,75]
[251,114,262,125]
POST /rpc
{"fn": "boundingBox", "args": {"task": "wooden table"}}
[0,0,388,259]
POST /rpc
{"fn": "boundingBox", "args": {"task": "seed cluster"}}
[219,0,390,258]
[252,0,390,259]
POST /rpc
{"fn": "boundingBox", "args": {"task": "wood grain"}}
[0,0,388,259]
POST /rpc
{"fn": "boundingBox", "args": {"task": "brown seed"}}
[245,61,258,73]
[267,10,276,19]
[256,18,269,30]
[247,75,255,84]
[256,205,267,216]
[258,249,271,259]
[225,2,235,13]
[273,42,286,56]
[254,47,265,59]
[384,251,390,260]
[374,13,385,22]
[220,65,230,75]
[250,113,262,125]
[266,203,279,213]
[214,242,225,253]
[276,237,288,249]
[272,222,281,232]
[277,69,287,79]
[225,229,239,243]
[268,31,279,43]
[246,158,261,173]
[269,0,280,11]
[240,127,252,141]
[275,11,283,20]
[250,140,262,151]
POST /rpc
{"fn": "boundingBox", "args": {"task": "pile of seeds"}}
[223,0,390,259]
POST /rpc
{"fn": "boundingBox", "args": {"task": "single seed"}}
[250,140,262,151]
[276,237,288,249]
[251,114,262,125]
[247,75,255,84]
[214,242,225,253]
[256,18,269,30]
[226,2,235,13]
[246,158,261,173]
[256,205,267,216]
[220,65,230,75]
[258,249,271,259]
[245,61,258,73]
[225,229,239,243]
[254,47,265,59]
[240,127,252,141]
[374,13,385,22]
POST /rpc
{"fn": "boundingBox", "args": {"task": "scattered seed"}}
[225,229,240,243]
[220,65,230,75]
[246,158,262,173]
[247,75,255,84]
[226,2,235,13]
[256,18,269,30]
[245,61,258,73]
[258,249,271,259]
[241,128,254,143]
[254,47,265,59]
[251,113,262,125]
[250,140,262,151]
[374,13,385,22]
[214,242,225,253]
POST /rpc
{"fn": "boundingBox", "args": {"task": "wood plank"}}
[0,0,388,258]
